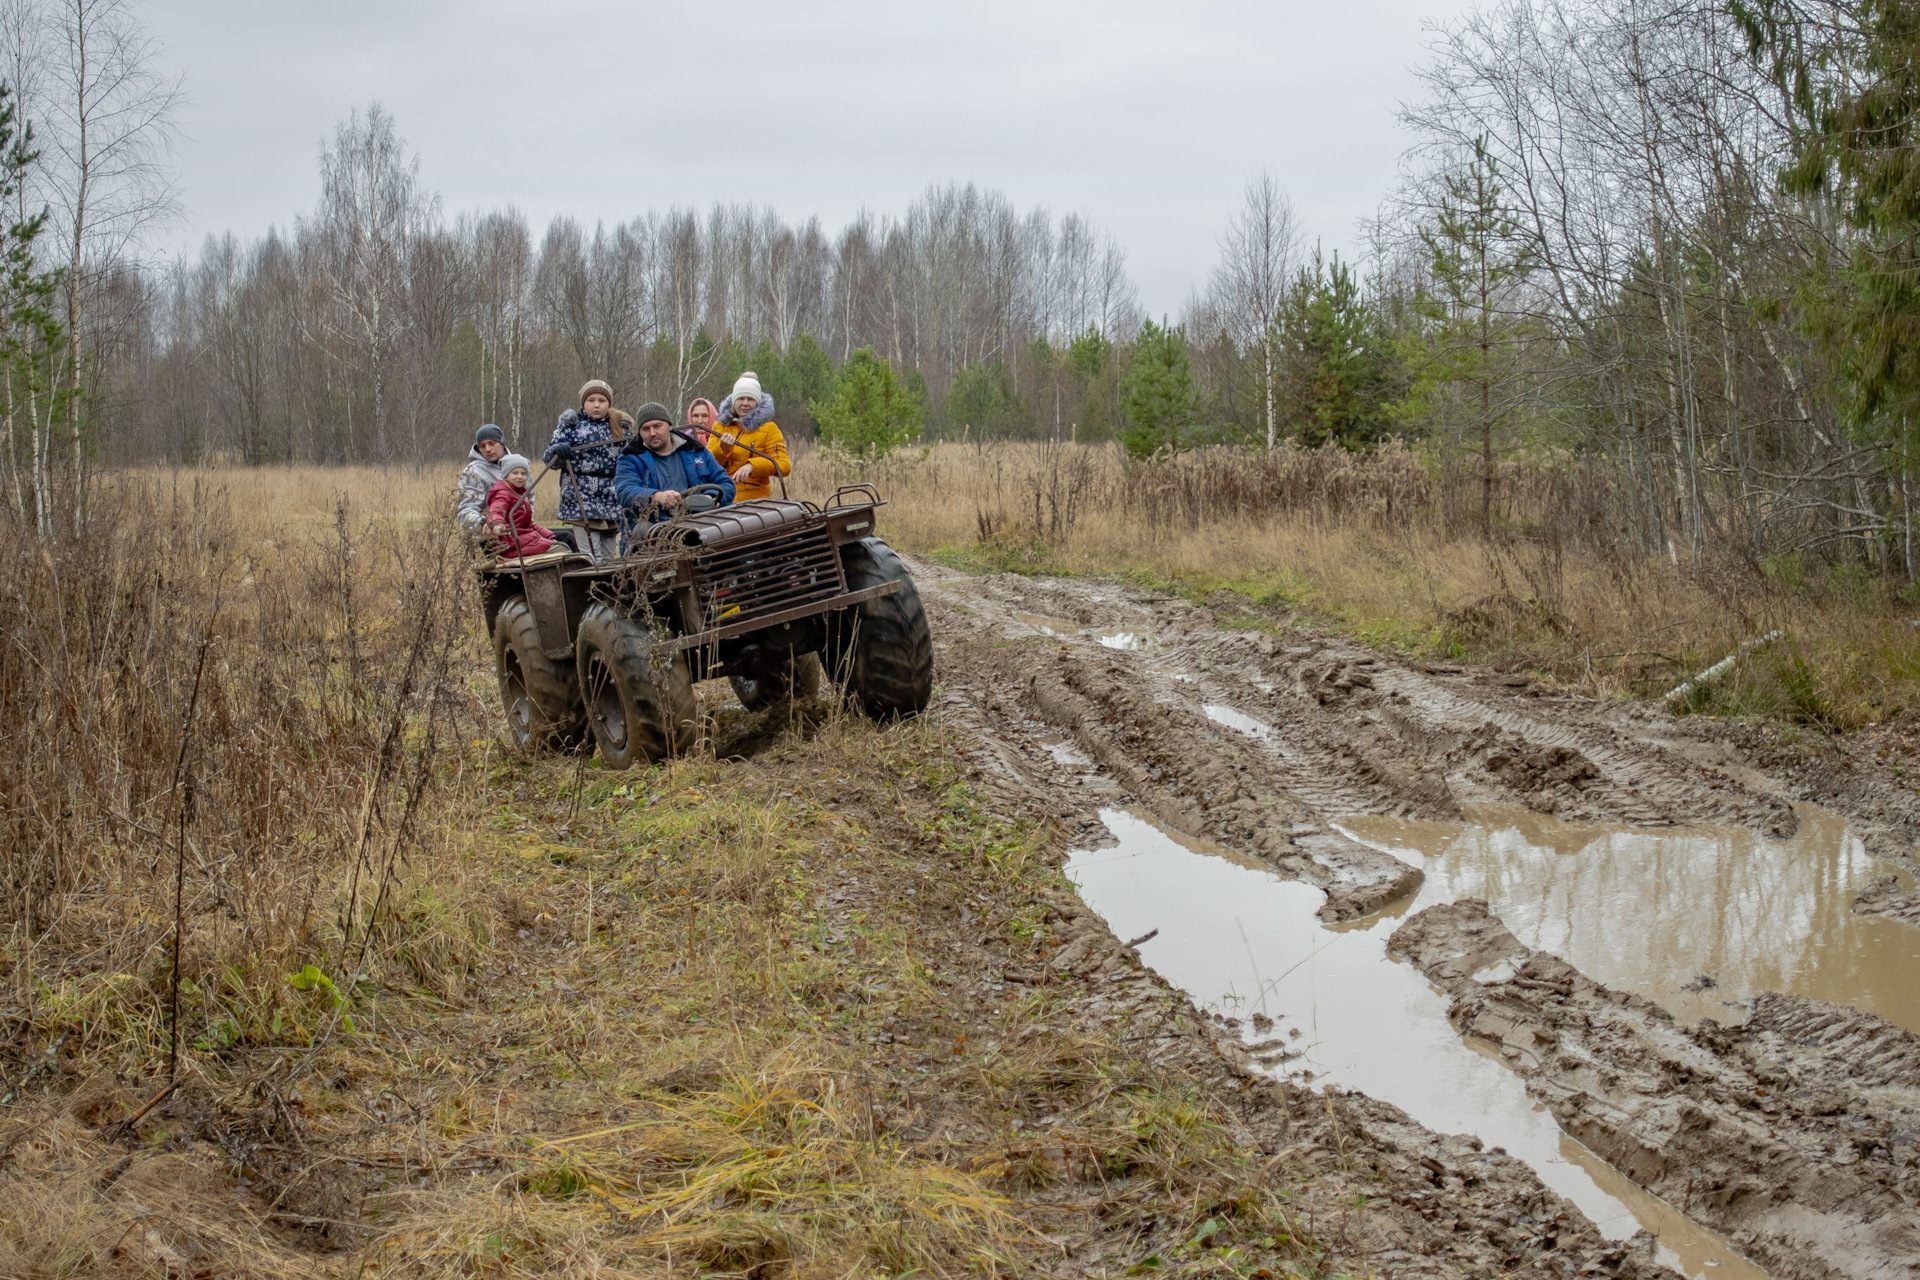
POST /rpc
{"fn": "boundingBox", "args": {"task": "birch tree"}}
[1208,173,1300,448]
[308,104,432,460]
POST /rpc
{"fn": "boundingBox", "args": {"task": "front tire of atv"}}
[730,651,824,712]
[575,603,699,769]
[825,538,933,720]
[494,595,587,752]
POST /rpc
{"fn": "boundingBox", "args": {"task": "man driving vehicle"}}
[614,401,736,532]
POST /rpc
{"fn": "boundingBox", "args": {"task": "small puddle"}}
[1336,804,1920,1034]
[1099,631,1153,650]
[1011,611,1156,651]
[1013,610,1083,638]
[1045,739,1095,767]
[1204,703,1274,741]
[1068,808,1767,1280]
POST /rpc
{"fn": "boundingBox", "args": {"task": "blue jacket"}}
[615,440,737,525]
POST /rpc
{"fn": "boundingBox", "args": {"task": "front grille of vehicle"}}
[690,525,845,629]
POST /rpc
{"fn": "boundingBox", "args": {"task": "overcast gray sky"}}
[145,0,1472,317]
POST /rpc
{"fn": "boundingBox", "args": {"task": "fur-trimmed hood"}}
[716,391,776,432]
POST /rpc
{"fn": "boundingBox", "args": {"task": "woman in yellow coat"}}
[709,372,791,502]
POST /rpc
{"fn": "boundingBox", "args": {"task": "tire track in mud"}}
[923,566,1691,1278]
[923,564,1798,917]
[917,558,1920,1278]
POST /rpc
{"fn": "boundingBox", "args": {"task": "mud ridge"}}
[1229,633,1797,834]
[1389,899,1920,1280]
[926,566,1804,846]
[1026,658,1423,921]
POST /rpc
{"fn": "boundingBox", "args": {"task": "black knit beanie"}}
[474,423,505,446]
[634,402,672,430]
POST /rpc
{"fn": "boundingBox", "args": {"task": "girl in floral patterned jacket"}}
[543,378,634,562]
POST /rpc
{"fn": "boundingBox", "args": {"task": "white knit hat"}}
[730,373,763,404]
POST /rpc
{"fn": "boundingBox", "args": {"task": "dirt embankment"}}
[1389,899,1920,1280]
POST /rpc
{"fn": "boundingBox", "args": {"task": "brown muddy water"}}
[1067,808,1771,1280]
[1336,804,1920,1035]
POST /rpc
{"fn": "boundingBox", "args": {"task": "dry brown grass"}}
[0,717,1329,1278]
[117,444,1920,722]
[805,442,1920,723]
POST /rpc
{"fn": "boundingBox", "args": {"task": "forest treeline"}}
[8,0,1920,574]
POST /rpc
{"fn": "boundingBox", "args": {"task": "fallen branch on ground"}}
[1664,630,1786,704]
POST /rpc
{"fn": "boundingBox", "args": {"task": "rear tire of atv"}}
[494,595,587,752]
[576,603,699,769]
[730,652,824,712]
[825,538,933,720]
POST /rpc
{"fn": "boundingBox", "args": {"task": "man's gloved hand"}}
[545,443,574,464]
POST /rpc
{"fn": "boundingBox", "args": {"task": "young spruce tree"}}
[812,348,923,458]
[1120,317,1197,458]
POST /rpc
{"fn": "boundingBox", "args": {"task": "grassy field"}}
[9,715,1339,1277]
[130,441,1920,727]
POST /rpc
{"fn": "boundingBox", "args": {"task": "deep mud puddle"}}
[1067,808,1767,1280]
[1336,804,1920,1034]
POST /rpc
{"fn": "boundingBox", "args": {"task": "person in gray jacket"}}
[456,424,509,539]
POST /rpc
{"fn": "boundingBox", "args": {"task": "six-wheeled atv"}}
[479,484,933,767]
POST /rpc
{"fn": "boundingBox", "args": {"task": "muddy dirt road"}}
[916,558,1920,1280]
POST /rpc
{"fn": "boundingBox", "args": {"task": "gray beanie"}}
[475,423,505,446]
[499,453,531,474]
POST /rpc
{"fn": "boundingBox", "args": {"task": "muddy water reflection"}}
[1336,805,1920,1033]
[1067,810,1766,1280]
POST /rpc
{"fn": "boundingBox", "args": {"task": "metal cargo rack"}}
[481,486,898,667]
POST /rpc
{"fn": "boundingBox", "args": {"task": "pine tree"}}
[0,81,67,533]
[1120,317,1197,458]
[812,348,923,458]
[1741,0,1920,452]
[1399,138,1535,526]
[779,335,835,437]
[1278,251,1397,449]
[945,358,1028,439]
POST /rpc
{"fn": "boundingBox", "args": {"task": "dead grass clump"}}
[0,477,488,1080]
[0,1103,313,1278]
[525,1057,1022,1276]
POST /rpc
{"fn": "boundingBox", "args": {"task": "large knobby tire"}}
[575,603,699,769]
[826,538,933,720]
[730,652,824,712]
[494,595,587,752]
